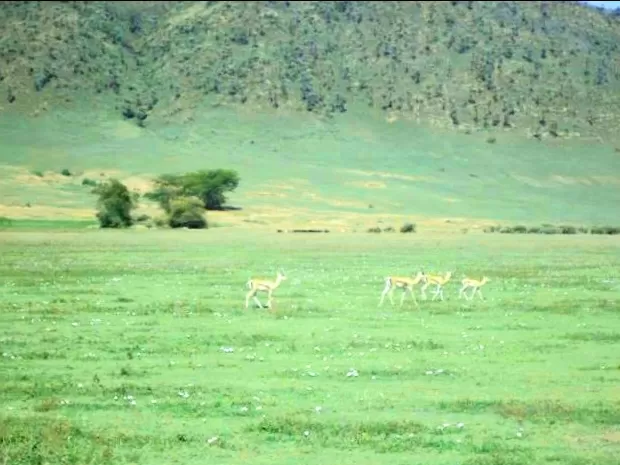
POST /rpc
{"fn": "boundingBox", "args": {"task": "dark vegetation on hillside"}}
[1,1,619,139]
[93,169,239,229]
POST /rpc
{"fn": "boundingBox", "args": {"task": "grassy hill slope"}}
[0,1,619,230]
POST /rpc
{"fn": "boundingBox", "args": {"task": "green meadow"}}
[1,229,619,465]
[1,2,620,463]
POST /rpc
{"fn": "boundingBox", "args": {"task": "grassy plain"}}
[1,229,619,465]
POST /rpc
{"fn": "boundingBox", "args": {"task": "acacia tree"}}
[146,169,240,211]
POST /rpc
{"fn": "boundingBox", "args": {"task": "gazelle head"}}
[481,276,489,285]
[276,270,287,282]
[413,270,426,283]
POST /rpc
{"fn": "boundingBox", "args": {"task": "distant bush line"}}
[484,224,620,235]
[368,223,417,234]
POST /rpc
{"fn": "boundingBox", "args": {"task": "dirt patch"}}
[301,192,369,209]
[207,203,496,233]
[601,431,620,443]
[442,197,462,203]
[9,165,155,193]
[268,183,298,191]
[0,204,94,219]
[14,170,75,186]
[246,190,288,199]
[122,176,155,194]
[510,174,548,188]
[346,181,387,189]
[549,175,594,186]
[342,168,434,183]
[512,174,620,188]
[572,176,620,186]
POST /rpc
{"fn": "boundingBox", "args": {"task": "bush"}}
[61,168,72,177]
[31,170,44,177]
[167,197,207,229]
[383,226,395,232]
[487,223,597,235]
[400,222,417,233]
[82,178,98,187]
[152,215,169,228]
[483,225,501,233]
[591,225,620,235]
[92,179,136,228]
[559,225,577,234]
[367,227,382,233]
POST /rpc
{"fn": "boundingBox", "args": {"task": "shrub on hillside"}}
[591,225,620,235]
[400,222,417,233]
[167,197,207,229]
[498,225,527,234]
[92,179,136,228]
[559,225,577,234]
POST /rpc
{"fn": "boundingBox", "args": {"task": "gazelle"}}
[459,276,489,301]
[421,271,452,301]
[378,271,426,307]
[245,271,287,310]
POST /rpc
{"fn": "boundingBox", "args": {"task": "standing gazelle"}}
[245,271,287,310]
[378,271,426,307]
[459,276,489,301]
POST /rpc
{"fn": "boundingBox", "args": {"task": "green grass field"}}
[1,229,619,465]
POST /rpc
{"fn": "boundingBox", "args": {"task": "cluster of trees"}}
[93,169,240,229]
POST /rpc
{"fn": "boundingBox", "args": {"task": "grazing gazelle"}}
[245,271,287,309]
[459,276,489,301]
[378,271,427,307]
[420,271,452,301]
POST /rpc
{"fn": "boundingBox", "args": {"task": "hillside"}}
[1,1,620,138]
[0,1,619,230]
